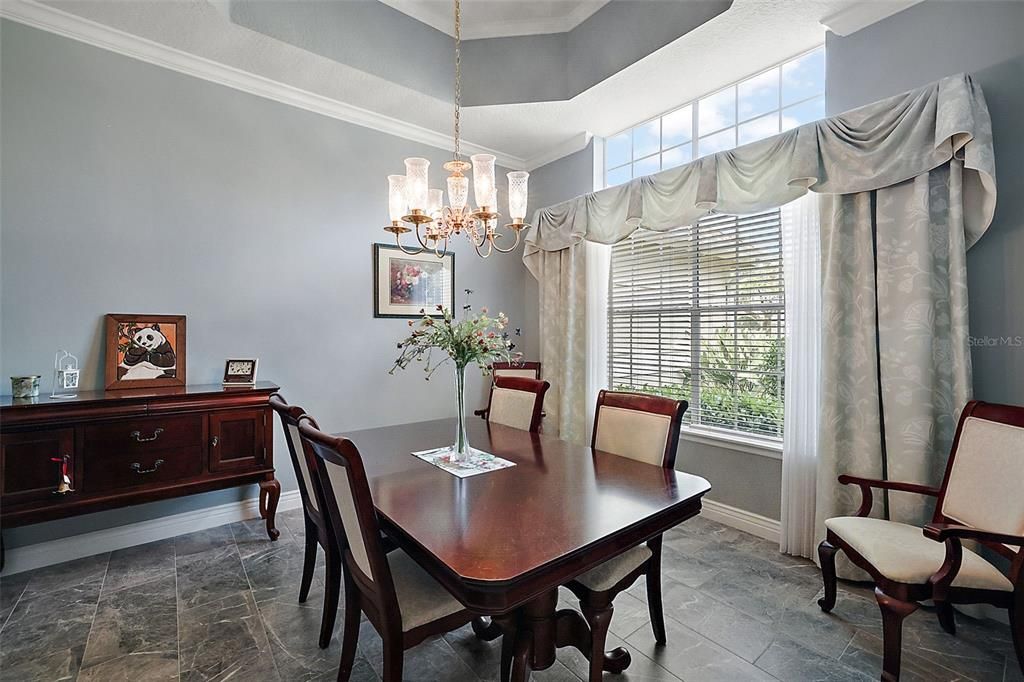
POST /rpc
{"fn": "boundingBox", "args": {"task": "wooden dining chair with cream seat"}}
[269,394,340,649]
[475,361,542,420]
[563,390,688,681]
[818,400,1024,682]
[483,376,550,432]
[298,419,477,682]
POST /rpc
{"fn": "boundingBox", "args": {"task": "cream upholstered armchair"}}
[818,400,1024,682]
[299,419,477,682]
[563,390,688,681]
[484,376,549,432]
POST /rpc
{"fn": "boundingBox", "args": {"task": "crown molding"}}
[820,0,924,36]
[523,131,593,171]
[0,0,529,169]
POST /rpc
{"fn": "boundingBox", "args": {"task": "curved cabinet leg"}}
[875,587,918,682]
[259,477,281,541]
[818,539,839,612]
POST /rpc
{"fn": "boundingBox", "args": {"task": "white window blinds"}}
[608,209,785,440]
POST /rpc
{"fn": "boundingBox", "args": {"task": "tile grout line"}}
[77,552,112,676]
[231,521,285,681]
[0,578,31,633]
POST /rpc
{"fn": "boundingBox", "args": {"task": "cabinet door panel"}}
[209,409,265,472]
[1,428,75,506]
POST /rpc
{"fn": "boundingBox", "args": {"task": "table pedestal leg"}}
[504,589,632,680]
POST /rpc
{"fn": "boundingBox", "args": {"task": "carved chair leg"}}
[818,539,839,612]
[935,601,956,636]
[298,520,317,604]
[581,601,614,682]
[336,571,360,681]
[875,587,918,682]
[646,536,667,645]
[320,550,341,649]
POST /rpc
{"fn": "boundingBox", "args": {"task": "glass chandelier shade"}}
[403,158,429,212]
[387,175,407,223]
[383,0,531,258]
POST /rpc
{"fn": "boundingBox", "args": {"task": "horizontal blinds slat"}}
[609,209,785,439]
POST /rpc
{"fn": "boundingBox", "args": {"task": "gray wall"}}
[826,0,1024,406]
[0,20,529,548]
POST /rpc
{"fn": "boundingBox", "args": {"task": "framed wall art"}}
[104,314,187,390]
[373,243,455,319]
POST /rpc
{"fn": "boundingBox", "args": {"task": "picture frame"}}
[373,243,455,319]
[104,314,187,390]
[223,358,259,386]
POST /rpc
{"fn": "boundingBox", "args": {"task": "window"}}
[608,210,786,441]
[604,47,825,187]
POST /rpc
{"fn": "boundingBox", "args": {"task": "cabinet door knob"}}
[130,459,165,475]
[130,428,164,442]
[211,436,219,448]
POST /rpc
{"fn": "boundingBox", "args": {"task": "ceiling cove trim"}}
[525,132,593,172]
[377,0,608,39]
[0,0,529,170]
[820,0,924,36]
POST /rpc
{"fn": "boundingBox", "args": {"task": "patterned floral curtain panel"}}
[525,74,996,556]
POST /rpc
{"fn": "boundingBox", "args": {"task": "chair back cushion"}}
[286,422,318,512]
[321,457,374,579]
[489,386,539,430]
[594,405,673,466]
[941,415,1024,537]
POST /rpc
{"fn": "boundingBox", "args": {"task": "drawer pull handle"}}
[130,428,164,442]
[130,459,165,475]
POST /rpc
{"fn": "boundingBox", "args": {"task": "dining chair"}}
[269,394,339,649]
[483,376,550,432]
[564,390,688,681]
[475,361,543,420]
[298,419,477,682]
[818,400,1024,681]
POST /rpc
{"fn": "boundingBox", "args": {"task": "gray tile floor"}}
[0,510,1018,681]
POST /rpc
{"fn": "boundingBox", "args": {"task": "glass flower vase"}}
[451,363,471,462]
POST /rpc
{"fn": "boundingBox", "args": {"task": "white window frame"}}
[603,46,826,187]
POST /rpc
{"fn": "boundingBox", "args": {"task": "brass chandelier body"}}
[384,0,530,258]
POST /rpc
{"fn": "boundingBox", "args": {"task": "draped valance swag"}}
[525,73,998,566]
[524,73,995,277]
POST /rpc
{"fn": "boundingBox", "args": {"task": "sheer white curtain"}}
[779,192,822,558]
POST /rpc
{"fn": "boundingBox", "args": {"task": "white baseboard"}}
[3,490,301,576]
[701,499,781,544]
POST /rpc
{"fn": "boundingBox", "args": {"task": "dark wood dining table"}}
[339,417,711,680]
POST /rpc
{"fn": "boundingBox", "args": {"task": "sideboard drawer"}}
[84,445,204,493]
[82,415,203,454]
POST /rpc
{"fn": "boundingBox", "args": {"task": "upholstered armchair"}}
[818,400,1024,681]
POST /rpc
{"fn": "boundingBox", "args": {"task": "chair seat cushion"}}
[388,550,466,631]
[825,517,1012,591]
[574,544,653,592]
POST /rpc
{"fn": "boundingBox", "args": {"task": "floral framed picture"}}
[104,313,187,390]
[373,244,455,319]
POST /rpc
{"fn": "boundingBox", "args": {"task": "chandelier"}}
[384,0,529,258]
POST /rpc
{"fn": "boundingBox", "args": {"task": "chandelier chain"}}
[453,0,461,160]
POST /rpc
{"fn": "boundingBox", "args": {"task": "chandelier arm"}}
[394,231,424,256]
[474,234,494,258]
[414,222,432,250]
[436,236,449,258]
[490,229,522,254]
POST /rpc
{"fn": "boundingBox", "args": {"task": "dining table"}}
[338,416,711,681]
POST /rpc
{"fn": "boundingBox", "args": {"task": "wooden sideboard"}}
[0,381,281,565]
